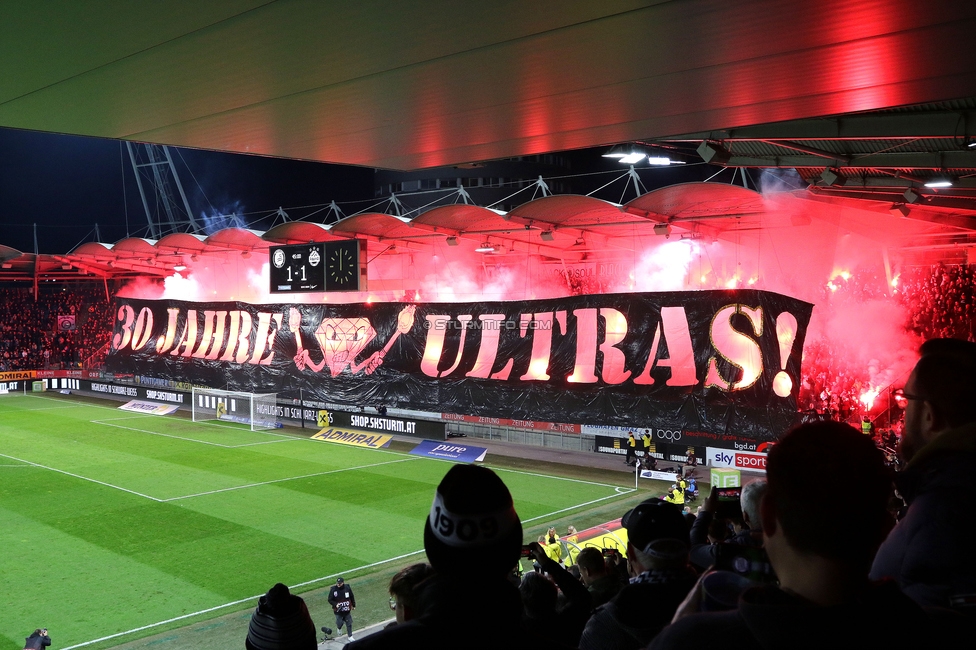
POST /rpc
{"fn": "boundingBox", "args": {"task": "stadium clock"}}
[325,239,365,292]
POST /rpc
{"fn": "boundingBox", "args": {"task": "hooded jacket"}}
[870,421,976,611]
[648,582,965,649]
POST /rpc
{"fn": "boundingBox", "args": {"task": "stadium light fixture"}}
[475,242,495,253]
[618,153,645,164]
[653,223,672,237]
[602,144,627,159]
[696,140,731,164]
[820,167,846,187]
[445,236,459,246]
[646,156,678,165]
[890,203,911,217]
[540,230,555,241]
[923,177,953,188]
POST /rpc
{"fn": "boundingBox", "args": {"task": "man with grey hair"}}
[688,481,767,572]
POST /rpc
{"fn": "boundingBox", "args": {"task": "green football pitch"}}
[0,392,638,650]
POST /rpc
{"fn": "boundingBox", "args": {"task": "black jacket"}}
[24,631,51,650]
[328,583,356,612]
[348,575,575,650]
[648,582,966,649]
[579,566,698,650]
[870,422,976,612]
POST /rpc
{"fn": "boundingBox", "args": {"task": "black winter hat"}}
[621,497,689,558]
[245,583,316,650]
[423,464,523,577]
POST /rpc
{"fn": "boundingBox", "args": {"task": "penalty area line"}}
[161,456,421,502]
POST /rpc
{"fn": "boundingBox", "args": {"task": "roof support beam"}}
[671,111,976,141]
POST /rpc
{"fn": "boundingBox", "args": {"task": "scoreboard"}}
[269,240,366,293]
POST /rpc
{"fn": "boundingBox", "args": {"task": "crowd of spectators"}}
[899,263,976,342]
[242,339,974,648]
[798,263,976,433]
[0,284,114,371]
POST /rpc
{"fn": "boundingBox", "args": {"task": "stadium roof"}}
[0,183,961,285]
[1,1,974,171]
[1,1,976,270]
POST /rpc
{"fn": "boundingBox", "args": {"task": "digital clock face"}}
[268,244,325,293]
[325,239,362,292]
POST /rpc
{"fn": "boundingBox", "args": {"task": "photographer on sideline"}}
[328,577,356,641]
[24,629,51,650]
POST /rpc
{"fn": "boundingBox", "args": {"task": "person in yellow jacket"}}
[544,534,563,564]
[664,485,685,505]
[563,525,579,566]
[625,432,637,465]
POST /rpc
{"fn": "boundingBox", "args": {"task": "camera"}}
[520,544,534,558]
[601,547,620,559]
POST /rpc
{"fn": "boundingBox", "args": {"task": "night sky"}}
[0,127,375,255]
[0,126,735,256]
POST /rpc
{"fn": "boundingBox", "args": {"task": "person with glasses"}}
[871,339,976,616]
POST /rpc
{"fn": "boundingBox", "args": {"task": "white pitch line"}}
[59,546,428,650]
[61,482,635,650]
[161,457,420,501]
[0,452,163,502]
[92,419,236,448]
[0,403,87,411]
[521,489,636,524]
[90,419,297,449]
[491,465,630,490]
[90,417,303,448]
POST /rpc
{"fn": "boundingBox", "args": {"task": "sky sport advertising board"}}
[104,290,812,446]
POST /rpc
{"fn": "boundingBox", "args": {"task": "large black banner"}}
[105,291,812,442]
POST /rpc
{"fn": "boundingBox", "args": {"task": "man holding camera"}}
[328,577,356,641]
[24,629,51,650]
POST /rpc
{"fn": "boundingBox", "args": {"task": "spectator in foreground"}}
[521,542,592,647]
[349,464,569,649]
[388,563,435,625]
[579,498,697,650]
[871,338,976,614]
[576,547,624,608]
[649,421,965,648]
[245,583,316,650]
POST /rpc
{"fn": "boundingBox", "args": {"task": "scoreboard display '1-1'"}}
[269,240,367,293]
[269,244,325,293]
